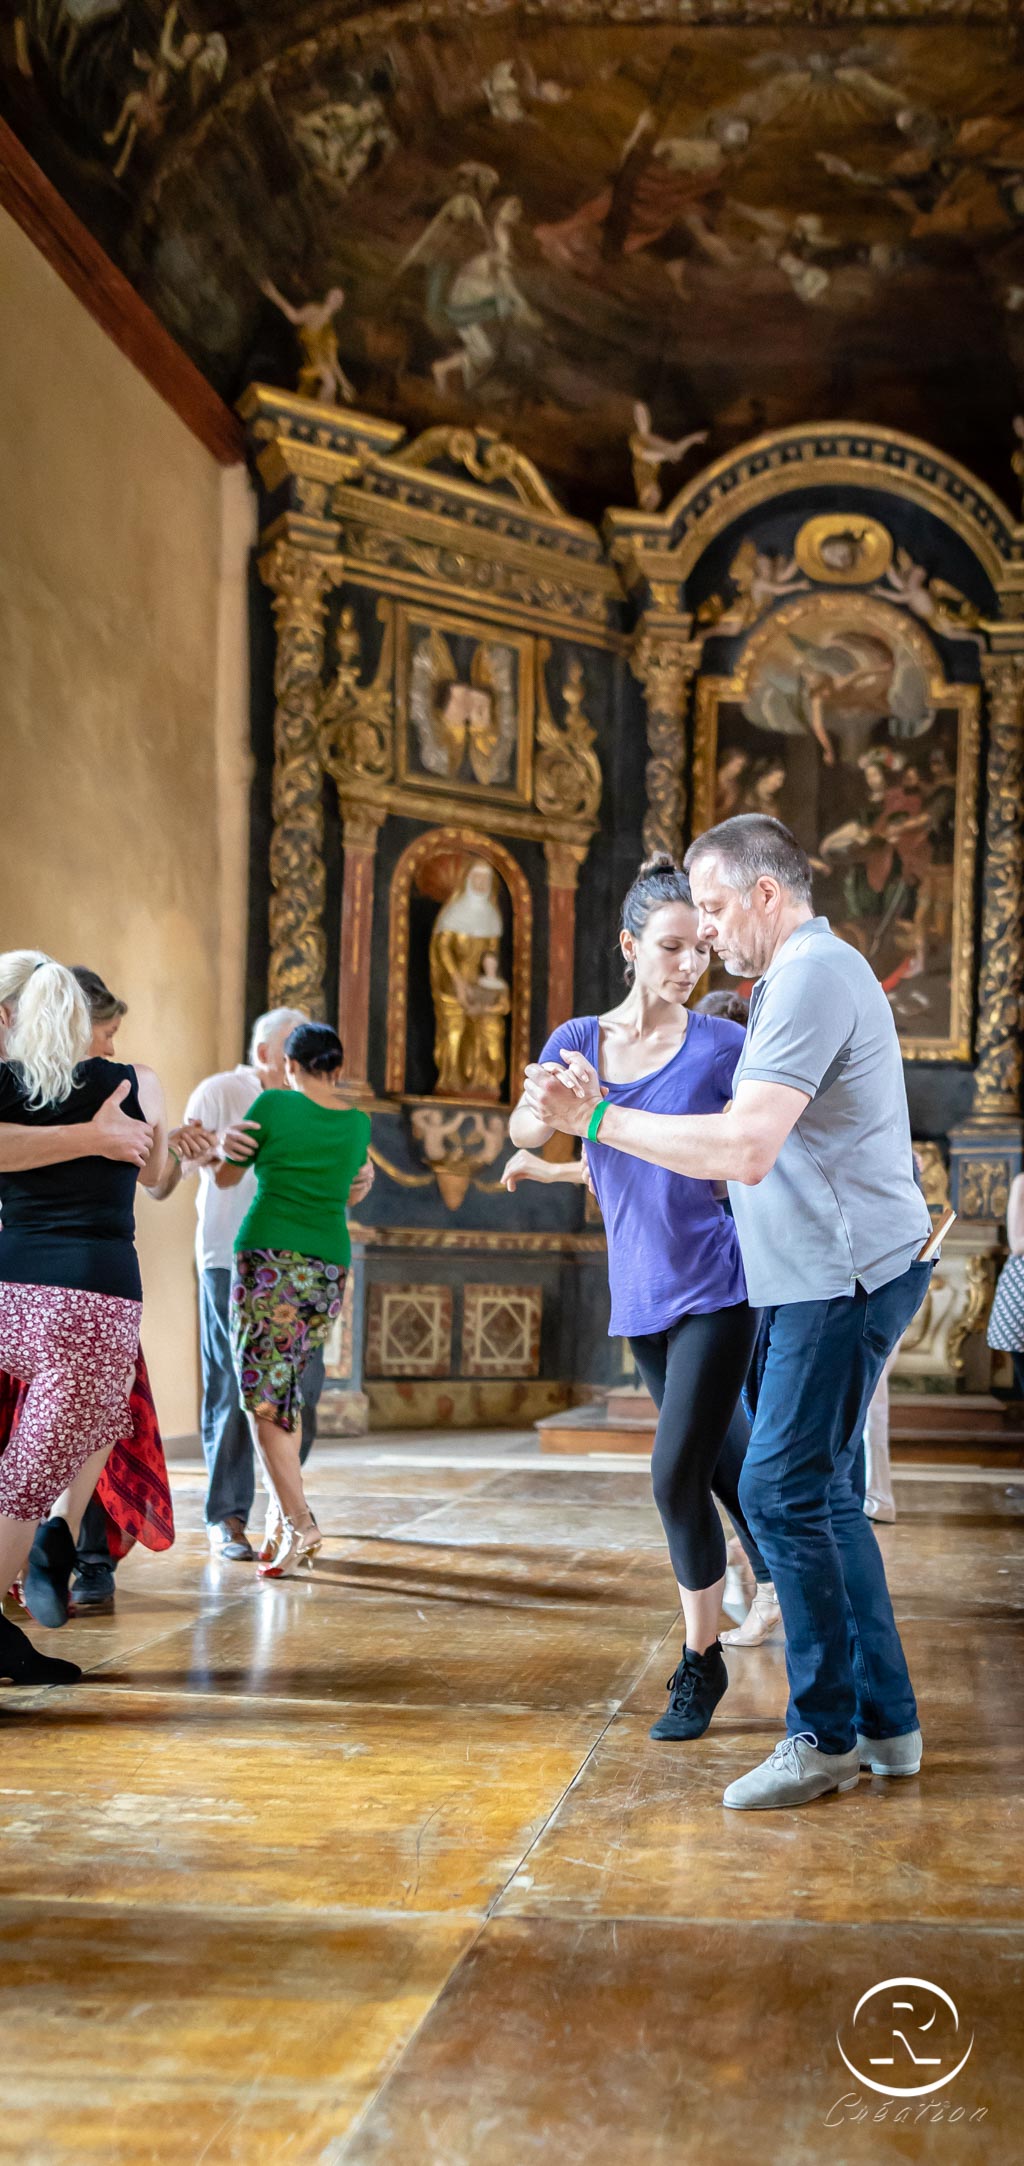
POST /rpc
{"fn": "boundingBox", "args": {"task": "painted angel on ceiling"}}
[292,90,395,191]
[481,55,570,123]
[399,169,541,395]
[102,3,226,177]
[410,632,518,788]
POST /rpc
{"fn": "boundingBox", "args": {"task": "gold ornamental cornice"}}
[357,1224,607,1257]
[241,384,620,641]
[331,484,619,630]
[644,424,1023,592]
[239,382,404,459]
[381,783,594,850]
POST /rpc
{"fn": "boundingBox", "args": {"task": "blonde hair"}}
[0,949,93,1108]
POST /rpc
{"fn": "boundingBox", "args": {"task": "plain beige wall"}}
[0,207,252,1435]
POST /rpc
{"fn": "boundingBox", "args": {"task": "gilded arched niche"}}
[386,826,533,1103]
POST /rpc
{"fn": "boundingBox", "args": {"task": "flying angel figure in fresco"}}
[261,279,355,404]
[629,403,707,511]
[102,3,226,177]
[399,170,541,395]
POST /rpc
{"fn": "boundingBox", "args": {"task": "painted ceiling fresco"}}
[4,4,1024,516]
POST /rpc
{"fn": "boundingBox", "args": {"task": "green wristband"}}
[587,1099,610,1143]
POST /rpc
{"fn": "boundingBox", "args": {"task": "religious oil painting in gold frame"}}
[395,606,535,807]
[692,593,980,1061]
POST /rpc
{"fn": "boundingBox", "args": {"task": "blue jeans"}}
[199,1268,254,1526]
[739,1261,930,1755]
[199,1270,325,1526]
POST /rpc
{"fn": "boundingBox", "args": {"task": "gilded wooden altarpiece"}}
[242,383,621,1426]
[245,388,1024,1412]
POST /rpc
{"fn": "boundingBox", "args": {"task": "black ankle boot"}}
[24,1517,78,1629]
[0,1612,82,1686]
[649,1639,729,1742]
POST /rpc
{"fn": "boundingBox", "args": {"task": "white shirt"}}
[183,1064,261,1273]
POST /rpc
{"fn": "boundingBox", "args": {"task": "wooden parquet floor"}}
[1,1443,1022,2165]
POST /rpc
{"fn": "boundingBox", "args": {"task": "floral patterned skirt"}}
[0,1282,141,1521]
[231,1249,344,1435]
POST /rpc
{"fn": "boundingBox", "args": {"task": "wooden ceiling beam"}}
[0,116,244,466]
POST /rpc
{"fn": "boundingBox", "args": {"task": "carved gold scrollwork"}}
[534,644,602,824]
[947,1253,996,1377]
[913,1141,950,1215]
[974,654,1024,1118]
[392,426,566,517]
[959,1157,1011,1222]
[631,631,697,861]
[319,600,395,789]
[260,542,333,1017]
[409,1106,508,1212]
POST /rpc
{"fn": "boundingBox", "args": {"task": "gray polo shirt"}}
[727,917,931,1307]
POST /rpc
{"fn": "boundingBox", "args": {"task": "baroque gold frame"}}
[692,591,980,1062]
[395,603,536,806]
[385,825,534,1103]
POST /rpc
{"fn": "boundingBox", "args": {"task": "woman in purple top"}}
[506,856,776,1744]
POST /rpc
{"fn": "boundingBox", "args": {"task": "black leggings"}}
[629,1302,768,1592]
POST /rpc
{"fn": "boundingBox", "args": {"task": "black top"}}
[0,1059,145,1300]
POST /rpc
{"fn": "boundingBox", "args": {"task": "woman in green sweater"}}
[216,1021,371,1577]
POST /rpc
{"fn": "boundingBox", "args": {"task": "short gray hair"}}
[684,815,813,903]
[248,1006,308,1063]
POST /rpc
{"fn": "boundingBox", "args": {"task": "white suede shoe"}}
[857,1728,922,1777]
[723,1733,861,1811]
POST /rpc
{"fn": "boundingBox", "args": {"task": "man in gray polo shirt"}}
[522,814,932,1812]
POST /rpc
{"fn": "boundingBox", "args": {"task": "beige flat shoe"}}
[721,1581,782,1648]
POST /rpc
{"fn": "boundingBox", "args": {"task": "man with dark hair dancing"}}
[524,814,932,1812]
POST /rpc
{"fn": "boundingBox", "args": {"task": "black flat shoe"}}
[0,1613,82,1686]
[649,1639,729,1742]
[23,1517,78,1629]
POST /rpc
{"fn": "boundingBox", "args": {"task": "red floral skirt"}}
[0,1348,174,1558]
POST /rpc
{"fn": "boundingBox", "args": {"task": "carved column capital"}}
[340,798,388,852]
[630,628,699,862]
[973,650,1024,1119]
[259,544,333,1017]
[543,839,589,892]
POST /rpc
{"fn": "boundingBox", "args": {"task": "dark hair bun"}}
[284,1021,344,1075]
[637,852,680,880]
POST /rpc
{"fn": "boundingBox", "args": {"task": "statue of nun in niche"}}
[428,859,510,1098]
